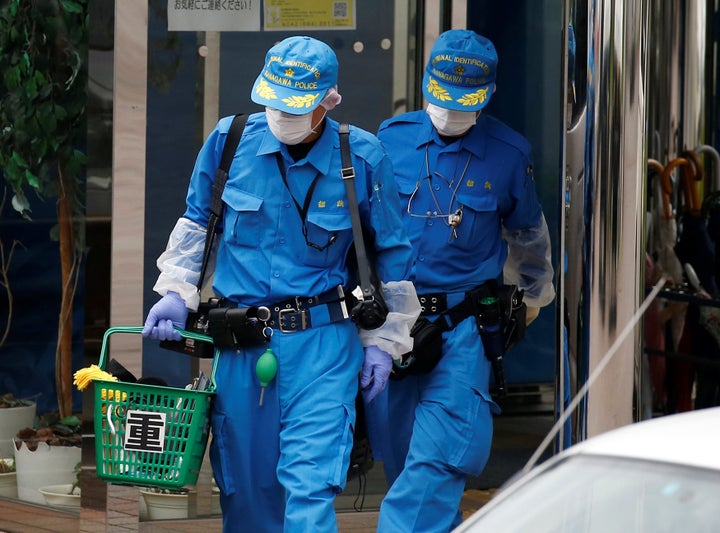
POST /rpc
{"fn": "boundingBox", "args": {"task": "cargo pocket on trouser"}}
[209,411,235,496]
[327,403,354,493]
[449,388,495,476]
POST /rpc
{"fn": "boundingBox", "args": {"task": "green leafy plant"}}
[0,0,88,418]
[69,460,81,494]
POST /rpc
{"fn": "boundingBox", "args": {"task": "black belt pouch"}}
[390,317,445,380]
[207,306,267,348]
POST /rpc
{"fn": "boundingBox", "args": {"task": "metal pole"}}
[584,0,649,436]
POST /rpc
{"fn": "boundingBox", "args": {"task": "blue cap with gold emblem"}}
[422,29,498,112]
[251,36,338,115]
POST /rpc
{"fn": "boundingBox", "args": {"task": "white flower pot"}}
[39,483,80,511]
[0,458,17,499]
[13,440,81,504]
[0,402,36,457]
[139,488,194,520]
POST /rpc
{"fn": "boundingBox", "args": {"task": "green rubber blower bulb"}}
[256,347,278,406]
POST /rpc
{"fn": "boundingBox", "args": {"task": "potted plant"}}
[39,461,81,511]
[0,457,17,498]
[0,393,36,458]
[139,487,196,520]
[13,413,81,504]
[0,0,88,420]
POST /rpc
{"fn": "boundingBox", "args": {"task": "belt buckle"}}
[278,307,308,333]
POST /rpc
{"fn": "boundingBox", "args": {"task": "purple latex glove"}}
[361,345,393,403]
[141,291,188,341]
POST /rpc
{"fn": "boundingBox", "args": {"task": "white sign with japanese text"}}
[168,1,261,32]
[124,410,167,453]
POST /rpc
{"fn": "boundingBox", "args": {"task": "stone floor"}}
[0,486,496,533]
[0,386,554,532]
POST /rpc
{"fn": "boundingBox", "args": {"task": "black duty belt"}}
[417,281,497,330]
[417,292,450,314]
[266,285,351,332]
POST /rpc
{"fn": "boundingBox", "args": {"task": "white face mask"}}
[426,103,478,136]
[266,107,324,145]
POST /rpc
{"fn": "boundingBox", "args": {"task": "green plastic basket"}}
[92,326,219,490]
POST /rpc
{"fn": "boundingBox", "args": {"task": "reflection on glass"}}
[473,456,720,532]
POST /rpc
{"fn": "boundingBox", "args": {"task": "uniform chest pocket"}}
[453,192,499,252]
[395,176,417,202]
[302,211,353,268]
[221,185,264,247]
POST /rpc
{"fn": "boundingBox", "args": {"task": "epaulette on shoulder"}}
[344,123,385,167]
[378,110,425,133]
[217,112,260,135]
[483,114,532,158]
[217,114,236,133]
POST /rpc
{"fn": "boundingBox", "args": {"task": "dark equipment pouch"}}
[347,384,374,482]
[390,317,444,380]
[472,282,527,396]
[206,305,270,349]
[496,284,527,351]
[160,298,269,357]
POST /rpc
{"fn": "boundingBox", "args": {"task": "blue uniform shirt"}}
[183,112,413,306]
[378,110,546,295]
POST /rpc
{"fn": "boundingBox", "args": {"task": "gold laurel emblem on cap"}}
[457,87,489,106]
[285,68,295,77]
[282,93,320,109]
[426,77,452,102]
[256,79,277,100]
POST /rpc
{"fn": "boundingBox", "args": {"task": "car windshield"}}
[471,455,720,533]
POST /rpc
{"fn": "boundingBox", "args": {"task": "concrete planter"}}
[13,440,81,504]
[0,402,36,457]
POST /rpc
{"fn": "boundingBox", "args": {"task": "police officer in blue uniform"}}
[371,30,555,532]
[142,36,420,533]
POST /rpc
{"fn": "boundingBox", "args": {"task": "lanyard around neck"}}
[274,152,326,247]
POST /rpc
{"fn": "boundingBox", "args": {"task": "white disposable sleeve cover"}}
[152,217,209,311]
[358,280,421,361]
[502,213,556,308]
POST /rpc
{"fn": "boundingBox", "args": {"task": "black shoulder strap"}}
[339,123,375,299]
[198,113,248,290]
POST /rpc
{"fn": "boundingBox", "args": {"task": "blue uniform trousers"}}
[209,320,363,532]
[369,317,497,533]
